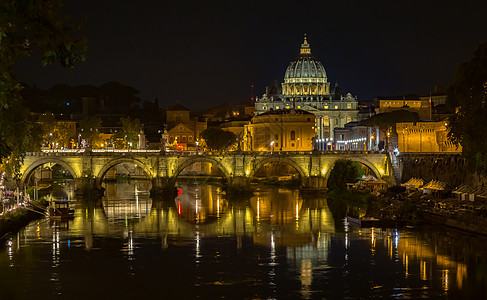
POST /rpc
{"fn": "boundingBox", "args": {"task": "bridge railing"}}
[26,149,384,157]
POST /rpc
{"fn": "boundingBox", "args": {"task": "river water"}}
[0,181,486,299]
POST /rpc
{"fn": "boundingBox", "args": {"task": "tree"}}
[0,0,86,177]
[447,41,487,173]
[79,116,102,148]
[200,128,237,152]
[114,117,142,149]
[327,159,364,191]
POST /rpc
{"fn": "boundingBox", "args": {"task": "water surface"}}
[0,181,486,299]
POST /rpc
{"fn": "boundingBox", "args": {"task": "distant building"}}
[243,109,315,151]
[376,92,449,121]
[333,122,379,151]
[165,104,207,150]
[220,115,252,149]
[254,36,360,140]
[396,121,461,153]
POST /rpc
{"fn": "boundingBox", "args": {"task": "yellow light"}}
[379,169,384,175]
[245,170,250,176]
[321,168,326,175]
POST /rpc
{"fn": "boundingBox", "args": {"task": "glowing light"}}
[245,170,250,176]
[321,168,326,175]
[379,168,384,175]
[257,199,260,220]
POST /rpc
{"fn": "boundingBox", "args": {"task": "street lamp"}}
[270,141,275,152]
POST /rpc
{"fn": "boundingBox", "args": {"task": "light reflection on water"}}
[0,181,485,299]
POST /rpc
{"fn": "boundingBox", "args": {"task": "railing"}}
[25,149,385,157]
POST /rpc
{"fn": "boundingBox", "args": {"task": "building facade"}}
[166,104,207,150]
[254,36,360,140]
[396,121,461,153]
[333,122,380,151]
[243,109,315,151]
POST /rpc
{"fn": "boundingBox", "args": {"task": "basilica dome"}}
[284,39,327,80]
[282,36,330,96]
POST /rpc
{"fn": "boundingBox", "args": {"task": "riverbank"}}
[346,186,487,236]
[0,199,48,240]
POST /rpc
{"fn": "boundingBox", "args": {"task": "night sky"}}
[15,1,487,110]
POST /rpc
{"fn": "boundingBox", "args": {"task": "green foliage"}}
[327,159,364,191]
[0,0,86,177]
[113,117,142,149]
[79,116,102,148]
[447,41,487,173]
[201,128,237,151]
[37,112,74,148]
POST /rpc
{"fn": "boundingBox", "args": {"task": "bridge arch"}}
[324,157,383,182]
[96,157,155,184]
[21,157,80,187]
[249,156,307,179]
[172,156,231,179]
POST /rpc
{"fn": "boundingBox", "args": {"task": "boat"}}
[347,216,407,228]
[48,199,75,220]
[347,216,381,228]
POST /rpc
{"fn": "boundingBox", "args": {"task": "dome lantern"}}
[282,35,330,96]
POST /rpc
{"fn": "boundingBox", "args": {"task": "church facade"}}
[254,36,360,143]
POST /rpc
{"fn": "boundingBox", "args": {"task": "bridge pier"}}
[150,177,178,199]
[74,177,105,198]
[302,176,327,191]
[229,176,250,187]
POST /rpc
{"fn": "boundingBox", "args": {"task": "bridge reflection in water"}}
[5,181,485,298]
[63,182,335,250]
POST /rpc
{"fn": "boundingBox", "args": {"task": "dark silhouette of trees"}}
[200,128,237,152]
[447,41,487,173]
[327,159,364,191]
[0,0,85,178]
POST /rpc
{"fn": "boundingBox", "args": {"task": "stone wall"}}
[397,153,467,187]
[397,153,487,189]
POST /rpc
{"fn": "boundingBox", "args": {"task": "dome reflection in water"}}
[0,181,485,299]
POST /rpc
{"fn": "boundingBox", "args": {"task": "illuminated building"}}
[376,95,432,120]
[165,104,207,150]
[333,122,379,151]
[254,36,360,140]
[396,121,461,153]
[243,108,315,151]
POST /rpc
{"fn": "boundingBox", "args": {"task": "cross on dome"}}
[300,34,311,54]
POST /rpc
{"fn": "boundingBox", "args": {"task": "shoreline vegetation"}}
[0,198,49,240]
[340,186,487,236]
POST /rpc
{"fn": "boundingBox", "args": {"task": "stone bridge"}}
[20,149,392,191]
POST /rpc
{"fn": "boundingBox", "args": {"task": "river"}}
[0,181,486,299]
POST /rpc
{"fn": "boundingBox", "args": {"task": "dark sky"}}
[16,1,487,110]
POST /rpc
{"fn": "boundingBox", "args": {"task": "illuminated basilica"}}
[254,36,360,141]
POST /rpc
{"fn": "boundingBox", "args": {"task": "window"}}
[297,106,301,109]
[307,118,310,121]
[182,136,187,142]
[291,143,295,147]
[290,131,296,141]
[334,105,338,109]
[324,105,329,109]
[275,142,279,148]
[188,136,193,141]
[276,106,280,109]
[323,116,330,126]
[275,134,279,140]
[347,103,352,109]
[176,116,181,122]
[275,118,278,121]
